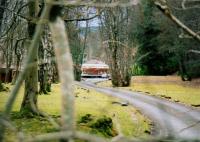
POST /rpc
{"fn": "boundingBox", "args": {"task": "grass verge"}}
[0,83,150,141]
[97,77,200,107]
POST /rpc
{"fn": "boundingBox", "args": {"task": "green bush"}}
[90,116,117,137]
[78,114,93,123]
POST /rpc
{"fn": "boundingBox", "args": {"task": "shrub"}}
[78,114,93,123]
[90,116,117,137]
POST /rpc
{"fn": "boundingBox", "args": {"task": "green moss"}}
[0,83,151,140]
[90,116,117,137]
[78,114,93,124]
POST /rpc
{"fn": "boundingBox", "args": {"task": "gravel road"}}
[77,80,200,140]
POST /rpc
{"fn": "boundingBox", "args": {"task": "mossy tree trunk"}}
[20,0,39,115]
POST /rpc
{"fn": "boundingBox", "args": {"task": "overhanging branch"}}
[64,12,100,22]
[154,0,200,42]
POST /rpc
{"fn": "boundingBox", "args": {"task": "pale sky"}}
[80,17,100,27]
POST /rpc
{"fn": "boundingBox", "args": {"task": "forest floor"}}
[97,76,200,107]
[0,83,150,141]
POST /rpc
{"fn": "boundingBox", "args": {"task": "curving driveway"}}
[77,80,200,140]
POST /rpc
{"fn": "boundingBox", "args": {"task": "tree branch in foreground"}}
[154,0,200,42]
[49,10,75,141]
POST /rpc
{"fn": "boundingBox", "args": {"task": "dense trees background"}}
[131,0,200,81]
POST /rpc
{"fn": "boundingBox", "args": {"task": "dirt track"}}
[77,80,200,140]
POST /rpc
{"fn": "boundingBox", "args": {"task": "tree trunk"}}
[39,42,48,94]
[20,0,39,115]
[101,8,132,87]
[111,46,120,86]
[179,57,191,81]
[5,68,9,83]
[0,0,7,32]
[0,0,6,87]
[74,65,81,81]
[39,64,48,94]
[12,58,20,84]
[40,66,48,94]
[52,62,59,83]
[20,38,39,115]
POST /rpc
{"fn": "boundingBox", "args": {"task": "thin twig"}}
[46,0,139,8]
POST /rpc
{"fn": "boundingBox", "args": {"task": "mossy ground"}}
[98,76,200,106]
[0,83,150,141]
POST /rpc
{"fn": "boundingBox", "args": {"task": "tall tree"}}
[154,0,200,79]
[134,0,178,75]
[20,0,39,115]
[64,7,90,81]
[39,26,54,94]
[100,3,133,87]
[0,0,27,84]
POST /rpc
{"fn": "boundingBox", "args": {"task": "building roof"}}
[82,60,109,69]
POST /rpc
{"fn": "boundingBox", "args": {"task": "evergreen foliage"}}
[134,0,179,75]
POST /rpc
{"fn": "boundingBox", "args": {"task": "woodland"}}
[0,0,200,142]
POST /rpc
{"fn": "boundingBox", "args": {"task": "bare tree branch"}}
[188,49,200,54]
[46,0,139,8]
[154,0,200,42]
[64,12,101,22]
[0,5,30,21]
[49,14,75,140]
[182,0,200,9]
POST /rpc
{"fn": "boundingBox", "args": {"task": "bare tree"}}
[100,1,135,87]
[0,0,27,84]
[65,7,93,81]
